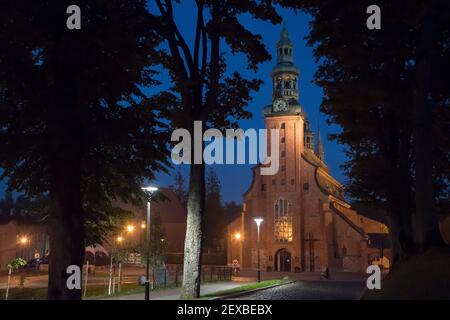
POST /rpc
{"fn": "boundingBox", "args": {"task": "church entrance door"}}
[275,249,292,272]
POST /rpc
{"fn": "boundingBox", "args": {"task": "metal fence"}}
[148,265,232,288]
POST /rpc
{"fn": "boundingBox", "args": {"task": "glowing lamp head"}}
[141,222,146,229]
[19,236,29,245]
[117,236,124,243]
[141,186,158,193]
[126,225,135,233]
[254,218,263,227]
[234,232,242,240]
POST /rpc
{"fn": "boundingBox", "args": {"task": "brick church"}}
[228,28,390,273]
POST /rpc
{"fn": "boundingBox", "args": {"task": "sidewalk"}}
[101,281,253,300]
[233,269,369,283]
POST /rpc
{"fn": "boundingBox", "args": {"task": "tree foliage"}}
[149,0,304,298]
[0,0,169,299]
[297,1,450,260]
[203,169,227,252]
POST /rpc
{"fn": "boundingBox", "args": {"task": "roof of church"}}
[301,152,346,203]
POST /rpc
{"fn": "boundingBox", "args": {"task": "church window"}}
[279,48,283,55]
[303,183,309,191]
[281,165,286,171]
[281,151,286,157]
[291,179,295,185]
[284,48,288,55]
[280,123,285,129]
[272,179,276,186]
[281,179,286,185]
[281,137,285,143]
[261,184,266,192]
[274,199,293,243]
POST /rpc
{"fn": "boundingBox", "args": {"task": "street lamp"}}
[230,232,241,264]
[19,236,29,245]
[108,235,124,295]
[230,232,242,274]
[18,236,30,259]
[141,185,158,301]
[254,218,263,283]
[126,225,135,233]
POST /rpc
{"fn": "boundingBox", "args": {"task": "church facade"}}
[228,29,389,273]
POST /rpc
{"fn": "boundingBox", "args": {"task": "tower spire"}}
[316,125,324,161]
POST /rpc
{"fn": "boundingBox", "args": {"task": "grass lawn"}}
[363,246,450,300]
[201,278,290,298]
[0,283,147,300]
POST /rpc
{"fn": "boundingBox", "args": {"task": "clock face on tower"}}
[273,98,289,112]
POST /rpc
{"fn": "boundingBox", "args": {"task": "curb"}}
[210,280,297,300]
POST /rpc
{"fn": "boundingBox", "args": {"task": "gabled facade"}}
[228,28,390,272]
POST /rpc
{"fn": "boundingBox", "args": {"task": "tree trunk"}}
[181,162,205,299]
[387,133,415,263]
[47,157,85,300]
[412,2,443,251]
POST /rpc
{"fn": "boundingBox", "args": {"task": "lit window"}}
[274,199,293,243]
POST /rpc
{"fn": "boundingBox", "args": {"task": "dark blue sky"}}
[0,4,347,204]
[150,4,347,204]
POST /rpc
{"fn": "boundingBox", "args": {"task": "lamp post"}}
[141,186,158,301]
[231,232,242,274]
[18,236,30,259]
[108,236,123,295]
[254,218,263,283]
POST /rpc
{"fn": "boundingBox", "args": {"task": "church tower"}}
[266,27,302,113]
[263,27,303,191]
[234,27,391,274]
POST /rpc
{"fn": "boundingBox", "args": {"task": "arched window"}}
[274,199,293,243]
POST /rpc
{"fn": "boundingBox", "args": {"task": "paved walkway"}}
[228,280,366,300]
[102,281,253,300]
[233,269,369,283]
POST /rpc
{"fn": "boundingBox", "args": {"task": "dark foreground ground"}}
[228,280,366,300]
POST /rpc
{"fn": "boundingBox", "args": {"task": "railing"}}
[149,265,232,288]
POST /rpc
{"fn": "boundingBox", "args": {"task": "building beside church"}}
[228,28,390,273]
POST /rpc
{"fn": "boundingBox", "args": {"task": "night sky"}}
[0,4,347,204]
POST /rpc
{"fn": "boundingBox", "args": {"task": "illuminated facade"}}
[228,28,390,272]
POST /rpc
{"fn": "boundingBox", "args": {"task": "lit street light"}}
[254,218,263,283]
[141,185,158,301]
[230,232,243,274]
[19,236,29,245]
[18,235,30,259]
[126,225,135,233]
[108,235,124,295]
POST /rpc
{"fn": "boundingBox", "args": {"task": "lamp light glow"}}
[141,186,158,192]
[254,218,263,226]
